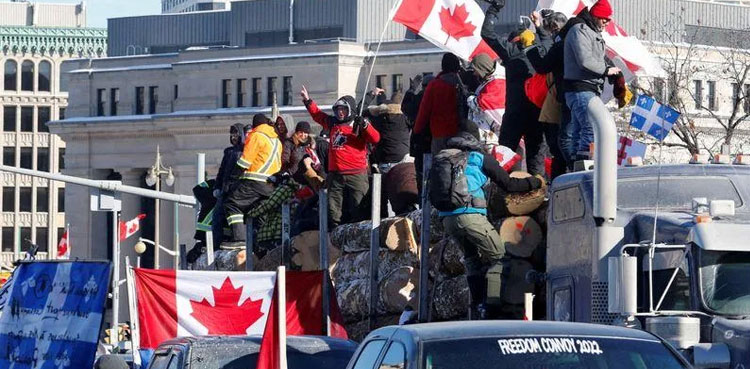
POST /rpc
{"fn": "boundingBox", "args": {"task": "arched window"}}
[21,61,34,91]
[38,61,51,92]
[4,60,17,91]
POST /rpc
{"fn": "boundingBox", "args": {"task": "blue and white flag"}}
[630,95,680,141]
[0,261,111,369]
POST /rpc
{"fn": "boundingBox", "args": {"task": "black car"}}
[346,321,693,369]
[147,335,357,369]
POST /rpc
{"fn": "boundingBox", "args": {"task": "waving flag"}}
[120,213,146,241]
[393,0,498,61]
[57,229,69,259]
[630,95,680,141]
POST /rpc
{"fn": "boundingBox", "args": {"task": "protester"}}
[281,121,312,174]
[430,120,544,319]
[212,123,247,247]
[223,114,282,247]
[301,85,380,229]
[247,172,299,258]
[481,3,546,176]
[414,53,464,155]
[564,0,620,161]
[365,88,411,174]
[403,73,434,196]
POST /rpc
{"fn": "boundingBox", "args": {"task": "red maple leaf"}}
[190,277,265,335]
[439,4,477,42]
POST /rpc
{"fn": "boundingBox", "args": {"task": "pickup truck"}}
[346,321,692,369]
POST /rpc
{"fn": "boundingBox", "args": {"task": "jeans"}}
[565,91,597,158]
[557,104,575,169]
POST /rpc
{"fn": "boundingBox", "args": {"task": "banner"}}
[0,261,111,369]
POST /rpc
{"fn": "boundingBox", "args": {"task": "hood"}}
[446,132,483,152]
[559,13,585,39]
[332,95,356,123]
[575,7,600,33]
[231,123,246,146]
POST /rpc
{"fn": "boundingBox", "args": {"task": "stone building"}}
[0,1,106,265]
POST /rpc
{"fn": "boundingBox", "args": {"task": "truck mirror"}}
[692,343,730,369]
[608,255,637,315]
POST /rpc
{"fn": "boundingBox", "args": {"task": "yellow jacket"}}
[237,124,282,181]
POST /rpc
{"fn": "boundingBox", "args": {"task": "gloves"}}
[612,74,633,108]
[267,172,291,186]
[533,174,547,191]
[519,29,536,48]
[352,116,369,136]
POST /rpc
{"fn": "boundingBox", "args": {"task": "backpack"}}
[429,149,473,212]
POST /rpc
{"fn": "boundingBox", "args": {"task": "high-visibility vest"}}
[237,124,282,182]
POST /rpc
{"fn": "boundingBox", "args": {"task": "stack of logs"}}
[193,171,548,341]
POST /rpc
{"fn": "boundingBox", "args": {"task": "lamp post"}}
[145,145,174,269]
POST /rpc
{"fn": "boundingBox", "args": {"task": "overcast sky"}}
[39,0,161,28]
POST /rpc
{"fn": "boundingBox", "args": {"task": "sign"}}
[0,261,111,369]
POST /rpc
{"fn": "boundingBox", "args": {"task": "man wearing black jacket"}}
[211,123,247,247]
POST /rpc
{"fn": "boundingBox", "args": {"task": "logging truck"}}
[543,98,749,368]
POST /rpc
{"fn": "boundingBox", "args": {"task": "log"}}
[193,249,259,271]
[330,217,418,254]
[497,216,543,258]
[379,266,420,314]
[405,208,445,242]
[331,250,418,285]
[488,172,546,218]
[432,275,470,321]
[289,230,340,271]
[428,238,465,278]
[255,246,282,271]
[503,259,535,305]
[336,279,369,321]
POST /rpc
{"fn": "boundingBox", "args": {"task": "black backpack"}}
[429,149,472,212]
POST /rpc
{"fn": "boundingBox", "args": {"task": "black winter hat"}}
[441,53,461,73]
[295,121,311,133]
[252,114,272,128]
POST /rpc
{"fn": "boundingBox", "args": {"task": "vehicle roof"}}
[156,335,357,352]
[371,321,662,342]
[552,164,750,188]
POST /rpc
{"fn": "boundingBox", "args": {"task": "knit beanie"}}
[441,53,461,73]
[471,53,496,80]
[589,0,613,19]
[252,113,271,128]
[295,121,311,133]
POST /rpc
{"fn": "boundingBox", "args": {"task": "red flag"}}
[57,230,69,259]
[256,271,348,369]
[393,0,498,61]
[120,214,146,241]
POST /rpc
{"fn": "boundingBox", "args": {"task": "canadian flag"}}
[393,0,498,61]
[120,214,146,242]
[133,269,277,349]
[57,229,69,259]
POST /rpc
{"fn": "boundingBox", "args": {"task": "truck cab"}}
[547,163,750,367]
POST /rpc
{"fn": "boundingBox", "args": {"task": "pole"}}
[277,266,288,369]
[418,154,432,322]
[179,244,187,270]
[110,210,120,348]
[318,189,330,335]
[369,173,381,331]
[524,293,534,321]
[246,217,254,271]
[281,202,291,268]
[173,202,179,269]
[125,256,141,368]
[154,180,160,270]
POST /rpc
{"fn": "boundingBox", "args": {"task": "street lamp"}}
[145,145,174,269]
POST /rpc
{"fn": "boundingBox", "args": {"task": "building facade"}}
[0,2,106,265]
[162,0,231,14]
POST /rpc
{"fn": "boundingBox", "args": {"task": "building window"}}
[267,77,277,106]
[744,84,750,115]
[2,187,13,211]
[37,148,49,172]
[221,79,231,108]
[135,86,145,115]
[654,78,665,102]
[57,187,64,212]
[174,84,179,100]
[2,227,13,252]
[20,147,31,169]
[58,148,65,171]
[37,187,48,212]
[97,88,106,116]
[283,76,293,106]
[376,75,386,89]
[392,74,403,93]
[20,227,30,251]
[237,78,247,108]
[3,147,14,166]
[148,86,158,114]
[35,227,47,252]
[3,106,15,132]
[38,106,50,133]
[21,61,33,91]
[19,187,31,212]
[693,80,703,109]
[20,107,32,132]
[59,107,66,120]
[4,60,16,91]
[38,61,51,92]
[252,78,261,107]
[707,81,717,111]
[110,88,120,116]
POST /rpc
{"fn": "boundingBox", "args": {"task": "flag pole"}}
[277,266,288,369]
[648,114,666,313]
[125,256,142,368]
[358,0,400,116]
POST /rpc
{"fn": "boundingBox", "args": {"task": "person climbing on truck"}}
[430,119,544,319]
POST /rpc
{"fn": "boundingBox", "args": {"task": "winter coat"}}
[414,72,463,138]
[215,123,246,194]
[383,162,419,215]
[304,96,380,174]
[281,136,311,175]
[563,8,609,94]
[237,123,282,182]
[401,88,423,125]
[368,103,410,164]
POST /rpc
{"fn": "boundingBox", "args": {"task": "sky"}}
[38,0,161,28]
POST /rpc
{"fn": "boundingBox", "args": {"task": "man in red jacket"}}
[413,53,464,155]
[301,86,381,229]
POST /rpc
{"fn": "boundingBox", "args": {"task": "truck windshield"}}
[618,176,742,210]
[423,336,688,369]
[700,250,750,316]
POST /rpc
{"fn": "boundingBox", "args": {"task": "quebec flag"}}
[0,261,111,369]
[630,95,680,141]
